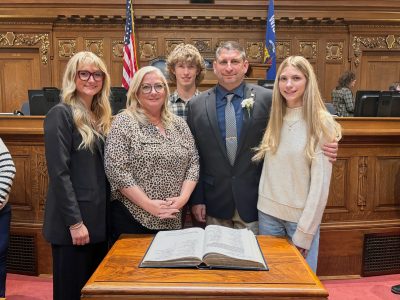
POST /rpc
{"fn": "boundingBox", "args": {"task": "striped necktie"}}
[225,93,237,165]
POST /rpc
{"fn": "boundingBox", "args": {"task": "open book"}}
[139,225,268,270]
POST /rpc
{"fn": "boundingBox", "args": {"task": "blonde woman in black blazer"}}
[43,51,112,300]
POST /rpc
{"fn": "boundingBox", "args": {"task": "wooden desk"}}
[82,235,328,300]
[1,116,399,277]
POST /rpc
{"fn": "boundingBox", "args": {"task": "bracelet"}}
[69,221,83,230]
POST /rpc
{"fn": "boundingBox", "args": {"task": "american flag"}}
[122,0,138,90]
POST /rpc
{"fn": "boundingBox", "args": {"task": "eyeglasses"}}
[141,83,165,94]
[77,70,104,82]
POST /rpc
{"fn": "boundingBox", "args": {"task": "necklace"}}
[89,112,98,129]
[287,119,300,131]
[149,119,161,127]
[152,120,166,136]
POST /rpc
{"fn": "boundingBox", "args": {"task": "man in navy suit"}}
[187,41,272,233]
[187,41,337,234]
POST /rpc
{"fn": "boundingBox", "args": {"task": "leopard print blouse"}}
[104,111,199,230]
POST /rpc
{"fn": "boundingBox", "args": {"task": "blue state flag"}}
[264,0,276,80]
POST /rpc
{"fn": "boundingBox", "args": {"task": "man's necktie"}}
[225,93,237,165]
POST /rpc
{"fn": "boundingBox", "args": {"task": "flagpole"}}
[130,2,138,72]
[122,0,139,90]
[264,0,276,80]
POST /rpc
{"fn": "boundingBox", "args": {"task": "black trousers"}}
[110,200,158,245]
[51,242,107,300]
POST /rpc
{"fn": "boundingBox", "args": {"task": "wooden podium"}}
[81,234,328,299]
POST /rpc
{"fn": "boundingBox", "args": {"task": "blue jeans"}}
[0,203,11,297]
[258,210,320,273]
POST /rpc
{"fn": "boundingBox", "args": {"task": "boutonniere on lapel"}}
[241,93,255,118]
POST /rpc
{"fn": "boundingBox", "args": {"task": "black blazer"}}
[187,83,272,223]
[43,103,108,245]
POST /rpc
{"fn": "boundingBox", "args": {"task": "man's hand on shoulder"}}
[322,140,339,162]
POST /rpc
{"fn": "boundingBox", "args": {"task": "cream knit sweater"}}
[257,107,332,250]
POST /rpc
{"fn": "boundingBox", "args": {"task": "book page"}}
[142,227,205,263]
[203,225,265,266]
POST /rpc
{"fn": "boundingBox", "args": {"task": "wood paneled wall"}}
[1,1,400,276]
[1,1,400,111]
[320,118,400,276]
[1,116,399,276]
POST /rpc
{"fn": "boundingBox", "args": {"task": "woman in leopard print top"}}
[105,66,199,242]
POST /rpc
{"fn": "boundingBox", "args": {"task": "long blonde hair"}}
[61,51,112,150]
[254,55,341,161]
[125,66,173,127]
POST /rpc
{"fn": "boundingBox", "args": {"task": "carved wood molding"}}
[352,34,400,67]
[246,41,264,62]
[299,41,318,60]
[58,39,77,58]
[326,42,344,63]
[36,152,48,210]
[0,31,49,65]
[2,0,400,20]
[357,156,368,211]
[165,40,185,56]
[112,40,124,58]
[276,41,291,60]
[85,39,104,57]
[139,40,157,61]
[192,39,212,54]
[51,15,347,28]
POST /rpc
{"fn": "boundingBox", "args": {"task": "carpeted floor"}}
[5,273,400,299]
[6,274,52,300]
[323,274,400,300]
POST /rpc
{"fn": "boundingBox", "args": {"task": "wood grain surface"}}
[81,234,328,299]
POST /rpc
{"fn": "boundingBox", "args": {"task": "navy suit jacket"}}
[43,103,108,245]
[187,83,272,222]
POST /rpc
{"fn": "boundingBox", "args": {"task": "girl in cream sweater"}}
[253,56,341,273]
